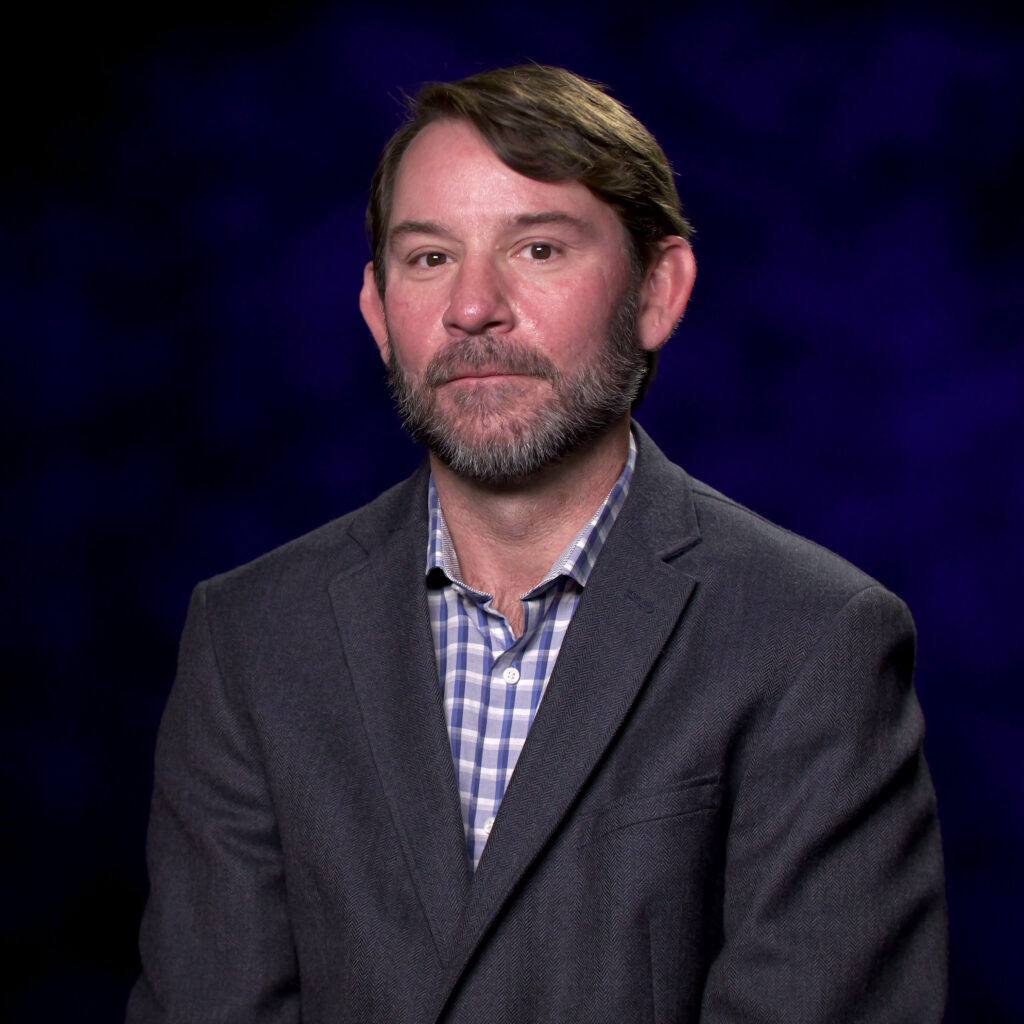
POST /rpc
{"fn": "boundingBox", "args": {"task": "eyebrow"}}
[388,220,450,245]
[509,211,590,233]
[387,211,592,249]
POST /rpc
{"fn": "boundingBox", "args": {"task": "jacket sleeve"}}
[700,585,947,1021]
[126,582,300,1024]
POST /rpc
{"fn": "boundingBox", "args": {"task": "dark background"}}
[3,1,1022,1020]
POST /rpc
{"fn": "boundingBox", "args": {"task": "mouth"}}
[443,367,537,383]
[421,335,560,389]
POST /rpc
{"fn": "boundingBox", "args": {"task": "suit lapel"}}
[436,427,703,1012]
[328,470,471,962]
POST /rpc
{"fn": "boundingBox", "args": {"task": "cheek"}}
[385,291,431,329]
[523,280,623,362]
[384,293,444,363]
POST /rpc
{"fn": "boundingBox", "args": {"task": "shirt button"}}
[483,817,495,835]
[502,666,520,685]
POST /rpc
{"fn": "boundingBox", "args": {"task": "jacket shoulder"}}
[682,473,900,618]
[200,466,427,607]
[631,426,885,603]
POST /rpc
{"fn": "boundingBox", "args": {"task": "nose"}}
[442,256,514,337]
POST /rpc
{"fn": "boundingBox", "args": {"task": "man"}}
[128,65,947,1022]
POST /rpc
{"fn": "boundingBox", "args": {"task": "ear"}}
[636,237,697,352]
[359,261,390,363]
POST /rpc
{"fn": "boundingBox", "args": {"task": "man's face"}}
[362,119,648,485]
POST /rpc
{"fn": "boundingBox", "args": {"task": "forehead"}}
[389,119,625,238]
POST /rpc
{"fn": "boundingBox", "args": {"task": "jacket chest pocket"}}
[577,775,723,848]
[562,776,725,1022]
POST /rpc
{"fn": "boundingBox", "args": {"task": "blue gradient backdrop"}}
[3,2,1022,1020]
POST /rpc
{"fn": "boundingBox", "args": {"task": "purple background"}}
[3,2,1022,1020]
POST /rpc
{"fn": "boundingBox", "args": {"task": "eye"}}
[525,243,554,260]
[414,251,449,268]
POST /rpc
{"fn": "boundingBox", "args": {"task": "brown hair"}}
[366,64,693,297]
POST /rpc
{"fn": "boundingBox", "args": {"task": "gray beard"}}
[386,284,645,485]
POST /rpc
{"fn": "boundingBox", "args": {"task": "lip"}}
[443,369,535,383]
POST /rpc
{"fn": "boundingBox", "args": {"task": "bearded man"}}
[128,65,947,1023]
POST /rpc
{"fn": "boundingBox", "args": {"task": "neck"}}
[430,418,631,632]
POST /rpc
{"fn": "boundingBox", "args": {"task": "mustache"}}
[421,335,560,388]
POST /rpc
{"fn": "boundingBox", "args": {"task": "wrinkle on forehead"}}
[389,120,617,229]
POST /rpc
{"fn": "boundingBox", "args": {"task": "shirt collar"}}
[426,429,637,595]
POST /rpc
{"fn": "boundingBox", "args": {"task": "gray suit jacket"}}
[128,426,947,1023]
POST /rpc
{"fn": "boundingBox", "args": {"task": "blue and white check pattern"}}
[426,433,636,868]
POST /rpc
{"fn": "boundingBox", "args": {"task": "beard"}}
[386,283,646,485]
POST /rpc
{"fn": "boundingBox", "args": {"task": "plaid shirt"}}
[426,433,636,868]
